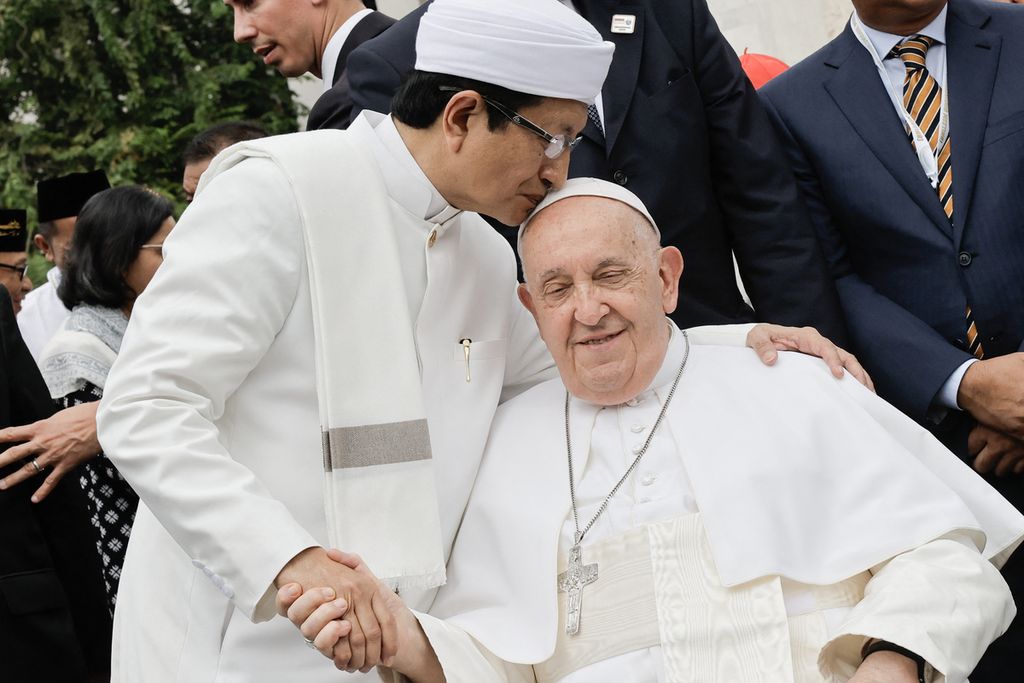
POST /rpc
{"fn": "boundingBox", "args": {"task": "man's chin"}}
[495,207,528,228]
[274,63,307,79]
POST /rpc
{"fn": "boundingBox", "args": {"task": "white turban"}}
[415,0,614,105]
[518,177,661,253]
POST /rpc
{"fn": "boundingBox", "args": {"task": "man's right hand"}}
[275,546,398,672]
[0,401,101,501]
[968,424,1024,477]
[277,549,445,682]
[958,353,1024,440]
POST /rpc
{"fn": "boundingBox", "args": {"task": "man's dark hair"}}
[391,71,544,131]
[182,121,268,165]
[59,186,174,310]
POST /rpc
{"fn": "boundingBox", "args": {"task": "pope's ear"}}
[441,91,485,153]
[517,282,537,317]
[659,246,684,314]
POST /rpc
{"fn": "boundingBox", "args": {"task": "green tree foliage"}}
[0,0,302,281]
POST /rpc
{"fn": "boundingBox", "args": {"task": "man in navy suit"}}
[345,0,848,338]
[760,1,1024,677]
[224,0,393,130]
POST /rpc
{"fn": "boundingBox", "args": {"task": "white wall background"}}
[709,0,852,66]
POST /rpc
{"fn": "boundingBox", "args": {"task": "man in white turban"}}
[282,179,1024,683]
[94,1,865,681]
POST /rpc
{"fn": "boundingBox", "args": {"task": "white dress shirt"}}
[17,266,70,362]
[320,7,374,91]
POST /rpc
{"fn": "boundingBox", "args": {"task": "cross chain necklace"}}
[557,330,690,636]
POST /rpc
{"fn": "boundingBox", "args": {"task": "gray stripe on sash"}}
[322,419,432,470]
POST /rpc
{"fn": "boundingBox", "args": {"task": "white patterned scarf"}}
[39,304,127,399]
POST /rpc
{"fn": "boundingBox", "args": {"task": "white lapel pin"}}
[611,14,636,34]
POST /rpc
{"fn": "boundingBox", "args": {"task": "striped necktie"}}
[897,35,983,358]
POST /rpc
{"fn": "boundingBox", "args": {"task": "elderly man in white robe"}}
[87,2,866,682]
[281,179,1024,683]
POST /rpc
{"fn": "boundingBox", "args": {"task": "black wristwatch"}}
[862,640,927,683]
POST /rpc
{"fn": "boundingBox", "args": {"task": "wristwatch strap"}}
[862,639,927,683]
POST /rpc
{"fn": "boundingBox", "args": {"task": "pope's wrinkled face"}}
[518,197,683,406]
[448,96,587,226]
[225,0,323,78]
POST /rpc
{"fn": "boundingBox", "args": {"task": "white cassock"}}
[97,113,750,683]
[409,324,1024,683]
[17,267,69,361]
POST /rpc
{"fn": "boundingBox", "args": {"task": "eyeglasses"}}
[140,243,164,257]
[0,263,27,278]
[438,86,582,160]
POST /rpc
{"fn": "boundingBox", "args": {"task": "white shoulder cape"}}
[430,346,1024,664]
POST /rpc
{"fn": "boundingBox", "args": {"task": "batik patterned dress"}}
[40,305,138,617]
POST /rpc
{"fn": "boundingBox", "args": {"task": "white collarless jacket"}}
[97,118,556,682]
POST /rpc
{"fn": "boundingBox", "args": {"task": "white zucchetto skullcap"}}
[518,178,661,253]
[415,0,614,105]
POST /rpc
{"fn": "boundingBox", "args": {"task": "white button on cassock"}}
[630,424,645,434]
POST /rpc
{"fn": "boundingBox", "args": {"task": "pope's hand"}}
[275,547,398,672]
[0,401,101,502]
[746,324,874,391]
[849,649,921,683]
[277,550,446,680]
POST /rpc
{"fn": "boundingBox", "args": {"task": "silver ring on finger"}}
[304,636,317,649]
[31,458,42,474]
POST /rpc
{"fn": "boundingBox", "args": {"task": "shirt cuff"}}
[935,358,979,412]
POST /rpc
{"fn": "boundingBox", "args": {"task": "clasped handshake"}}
[274,546,415,674]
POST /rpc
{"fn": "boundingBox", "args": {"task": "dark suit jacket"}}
[762,8,1024,675]
[306,10,396,130]
[760,0,1024,458]
[0,290,111,681]
[346,0,847,338]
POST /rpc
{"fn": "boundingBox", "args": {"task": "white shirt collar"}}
[857,4,947,62]
[646,320,686,396]
[348,111,457,223]
[321,7,374,92]
[47,266,62,288]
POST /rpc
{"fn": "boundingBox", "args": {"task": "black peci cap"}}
[37,170,111,222]
[0,209,28,252]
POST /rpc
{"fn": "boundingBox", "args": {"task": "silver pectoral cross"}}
[557,542,598,636]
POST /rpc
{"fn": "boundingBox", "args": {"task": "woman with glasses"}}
[36,185,174,616]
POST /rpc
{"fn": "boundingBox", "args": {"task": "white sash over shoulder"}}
[201,132,446,591]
